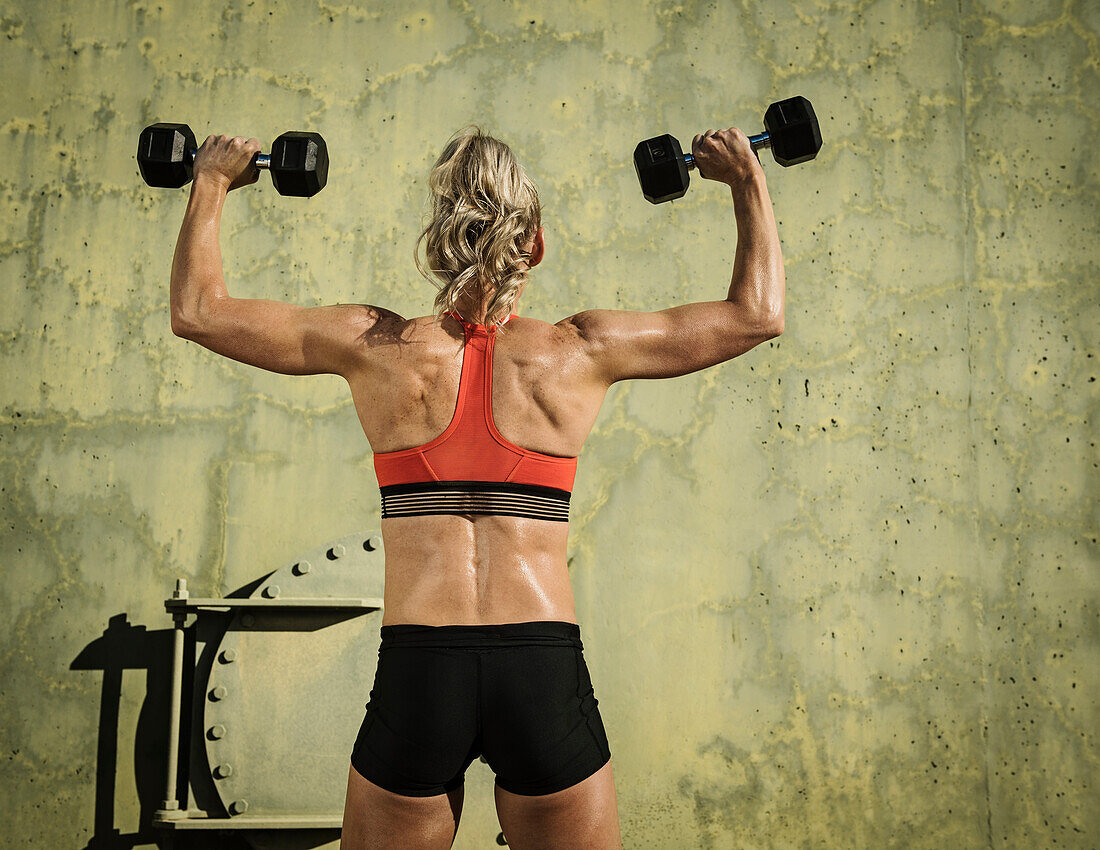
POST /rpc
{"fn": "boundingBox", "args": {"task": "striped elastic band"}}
[380,481,571,522]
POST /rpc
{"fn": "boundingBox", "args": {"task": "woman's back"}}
[348,313,607,460]
[344,310,611,626]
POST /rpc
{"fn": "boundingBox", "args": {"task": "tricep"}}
[564,301,782,384]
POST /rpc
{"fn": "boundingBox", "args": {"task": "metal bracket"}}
[153,531,386,840]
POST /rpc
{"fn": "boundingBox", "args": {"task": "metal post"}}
[157,578,189,819]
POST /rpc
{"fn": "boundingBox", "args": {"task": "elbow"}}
[171,294,223,340]
[171,309,202,340]
[763,269,785,337]
[759,304,784,338]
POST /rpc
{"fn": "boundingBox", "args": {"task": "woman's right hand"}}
[691,128,764,188]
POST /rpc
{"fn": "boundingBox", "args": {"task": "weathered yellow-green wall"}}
[2,0,1097,847]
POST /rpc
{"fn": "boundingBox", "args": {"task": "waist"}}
[379,620,582,650]
[377,515,575,627]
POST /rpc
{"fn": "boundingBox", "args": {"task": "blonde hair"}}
[415,127,542,328]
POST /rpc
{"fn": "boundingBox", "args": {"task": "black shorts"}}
[349,620,611,797]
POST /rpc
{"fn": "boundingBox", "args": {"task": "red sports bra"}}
[373,312,578,522]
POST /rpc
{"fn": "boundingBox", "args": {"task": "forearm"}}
[170,175,231,334]
[726,175,785,328]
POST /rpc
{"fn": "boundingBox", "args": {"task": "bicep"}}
[563,301,781,384]
[176,296,394,376]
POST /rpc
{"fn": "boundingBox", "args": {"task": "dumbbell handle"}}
[180,148,273,170]
[682,131,769,171]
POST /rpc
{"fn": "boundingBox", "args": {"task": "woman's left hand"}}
[193,134,263,192]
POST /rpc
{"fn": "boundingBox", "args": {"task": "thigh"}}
[341,763,464,850]
[494,758,621,850]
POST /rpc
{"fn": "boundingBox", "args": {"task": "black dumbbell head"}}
[634,134,691,204]
[763,96,821,167]
[269,132,329,197]
[137,123,197,188]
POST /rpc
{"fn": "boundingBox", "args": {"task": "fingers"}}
[692,129,735,151]
[691,130,717,157]
[200,134,261,151]
[204,134,263,162]
[193,133,264,191]
[231,136,262,154]
[688,126,761,186]
[694,128,749,151]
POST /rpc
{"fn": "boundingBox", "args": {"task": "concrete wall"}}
[2,0,1096,847]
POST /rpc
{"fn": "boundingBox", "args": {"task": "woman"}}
[170,125,783,849]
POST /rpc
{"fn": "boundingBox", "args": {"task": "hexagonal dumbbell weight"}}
[634,96,822,204]
[137,123,329,197]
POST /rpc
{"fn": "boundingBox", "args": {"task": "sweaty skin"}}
[345,311,608,625]
[170,130,784,628]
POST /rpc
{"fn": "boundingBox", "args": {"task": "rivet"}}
[364,535,382,552]
[263,585,280,599]
[209,724,226,740]
[220,649,238,663]
[242,614,256,628]
[210,686,228,701]
[214,763,234,779]
[229,799,249,815]
[293,560,312,576]
[327,544,346,560]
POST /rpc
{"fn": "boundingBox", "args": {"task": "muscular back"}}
[345,313,607,460]
[329,304,780,626]
[337,311,604,626]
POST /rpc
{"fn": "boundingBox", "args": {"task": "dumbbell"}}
[137,123,329,197]
[633,96,822,204]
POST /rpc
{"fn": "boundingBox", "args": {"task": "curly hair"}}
[415,127,542,328]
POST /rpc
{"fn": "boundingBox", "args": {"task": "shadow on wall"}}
[70,540,386,850]
[71,613,237,850]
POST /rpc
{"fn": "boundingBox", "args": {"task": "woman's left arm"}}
[170,134,392,377]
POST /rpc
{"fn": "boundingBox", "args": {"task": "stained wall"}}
[1,1,1096,847]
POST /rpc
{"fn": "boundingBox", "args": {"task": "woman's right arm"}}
[562,127,785,385]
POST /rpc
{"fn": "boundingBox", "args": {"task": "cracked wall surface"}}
[1,0,1097,847]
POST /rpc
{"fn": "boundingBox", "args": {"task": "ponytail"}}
[415,127,541,328]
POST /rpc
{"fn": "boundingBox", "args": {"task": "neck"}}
[453,299,521,325]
